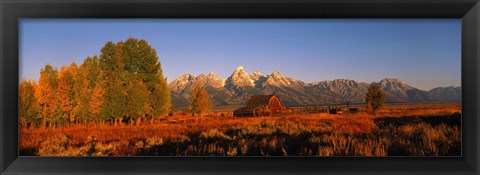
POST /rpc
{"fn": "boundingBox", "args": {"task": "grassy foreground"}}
[20,103,461,156]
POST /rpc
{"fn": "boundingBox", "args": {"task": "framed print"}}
[16,18,463,157]
[1,0,479,174]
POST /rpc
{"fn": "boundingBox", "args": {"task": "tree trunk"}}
[69,113,75,123]
[136,118,141,126]
[42,118,47,129]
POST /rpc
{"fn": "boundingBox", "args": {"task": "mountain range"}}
[169,66,461,108]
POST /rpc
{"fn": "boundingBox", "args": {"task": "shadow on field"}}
[20,113,462,157]
[374,112,461,127]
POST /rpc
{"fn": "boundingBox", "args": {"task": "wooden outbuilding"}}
[233,95,293,117]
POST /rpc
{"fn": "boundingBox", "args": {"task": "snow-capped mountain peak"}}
[206,72,223,88]
[235,65,245,71]
[177,74,195,84]
[168,74,196,92]
[271,70,283,77]
[225,65,254,88]
[251,71,263,76]
[168,66,460,108]
[250,71,266,85]
[377,78,414,91]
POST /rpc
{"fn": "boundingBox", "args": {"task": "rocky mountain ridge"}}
[169,66,461,108]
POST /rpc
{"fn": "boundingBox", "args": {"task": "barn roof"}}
[234,95,277,112]
[246,95,276,109]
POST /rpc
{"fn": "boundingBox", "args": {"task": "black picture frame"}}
[1,0,479,174]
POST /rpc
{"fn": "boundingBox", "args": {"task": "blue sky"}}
[20,19,461,91]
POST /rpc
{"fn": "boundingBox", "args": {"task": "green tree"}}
[126,79,149,125]
[121,38,172,118]
[148,75,172,123]
[74,58,97,125]
[100,42,128,125]
[23,38,173,127]
[365,84,386,114]
[99,38,171,125]
[74,59,88,124]
[99,41,118,73]
[189,84,211,118]
[19,80,40,128]
[101,71,127,126]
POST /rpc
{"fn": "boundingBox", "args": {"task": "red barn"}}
[233,95,293,117]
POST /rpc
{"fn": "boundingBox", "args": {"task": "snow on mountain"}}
[206,72,224,88]
[169,74,196,92]
[224,66,255,90]
[168,66,459,108]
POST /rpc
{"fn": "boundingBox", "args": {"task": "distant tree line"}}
[19,38,172,128]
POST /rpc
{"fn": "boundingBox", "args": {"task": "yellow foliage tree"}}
[21,38,172,127]
[58,63,78,124]
[189,84,211,118]
[88,80,105,123]
[35,65,59,128]
[19,80,40,128]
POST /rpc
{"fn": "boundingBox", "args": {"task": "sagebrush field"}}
[20,103,461,156]
[19,37,462,157]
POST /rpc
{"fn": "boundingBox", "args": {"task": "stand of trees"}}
[19,38,172,128]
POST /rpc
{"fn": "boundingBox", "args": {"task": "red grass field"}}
[20,103,461,156]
